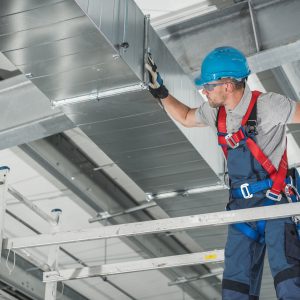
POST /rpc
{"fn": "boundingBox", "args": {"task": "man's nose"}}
[201,89,209,96]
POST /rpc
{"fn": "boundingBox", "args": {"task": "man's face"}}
[201,81,228,108]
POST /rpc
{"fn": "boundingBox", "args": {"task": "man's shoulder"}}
[256,91,287,107]
[254,90,296,124]
[257,91,279,100]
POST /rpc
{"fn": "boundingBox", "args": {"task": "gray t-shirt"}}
[195,85,296,168]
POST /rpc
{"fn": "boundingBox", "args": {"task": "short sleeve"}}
[258,92,296,126]
[195,101,218,128]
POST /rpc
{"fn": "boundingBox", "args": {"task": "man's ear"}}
[226,82,235,93]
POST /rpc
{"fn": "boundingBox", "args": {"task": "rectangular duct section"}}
[0,0,223,194]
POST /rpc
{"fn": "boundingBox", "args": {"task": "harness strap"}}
[230,197,277,244]
[217,90,289,242]
[217,91,261,156]
[231,177,293,199]
[217,91,288,199]
[246,139,288,199]
[233,223,261,242]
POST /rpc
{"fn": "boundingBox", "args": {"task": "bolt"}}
[120,42,129,49]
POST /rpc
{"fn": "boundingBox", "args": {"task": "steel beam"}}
[4,203,300,250]
[248,39,300,74]
[43,249,224,282]
[158,0,300,78]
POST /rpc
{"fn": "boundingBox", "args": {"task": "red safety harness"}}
[217,91,288,201]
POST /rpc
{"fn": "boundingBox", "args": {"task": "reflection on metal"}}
[146,184,228,200]
[43,249,224,282]
[143,14,150,83]
[0,80,30,94]
[4,203,300,250]
[248,0,261,52]
[151,2,217,30]
[279,63,300,101]
[52,82,147,107]
[168,270,223,286]
[8,186,57,224]
[93,163,115,171]
[248,39,300,74]
[0,75,74,150]
[89,201,157,222]
[16,248,50,272]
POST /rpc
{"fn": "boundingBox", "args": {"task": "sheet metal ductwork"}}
[0,0,223,194]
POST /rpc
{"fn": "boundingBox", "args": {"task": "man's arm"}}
[145,54,206,128]
[292,103,300,123]
[161,95,205,128]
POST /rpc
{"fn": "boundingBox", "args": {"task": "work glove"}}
[145,53,169,99]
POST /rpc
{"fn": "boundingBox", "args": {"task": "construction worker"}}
[146,46,300,299]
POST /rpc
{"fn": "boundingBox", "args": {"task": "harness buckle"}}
[240,183,253,199]
[284,183,300,203]
[225,133,239,149]
[246,120,258,136]
[266,190,282,202]
[292,215,300,224]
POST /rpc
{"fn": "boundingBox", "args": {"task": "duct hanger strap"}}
[51,82,147,107]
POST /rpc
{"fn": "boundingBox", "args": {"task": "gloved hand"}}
[145,53,169,99]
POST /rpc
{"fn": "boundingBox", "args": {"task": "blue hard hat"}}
[194,46,251,87]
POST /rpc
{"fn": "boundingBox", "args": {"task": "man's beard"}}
[208,97,221,108]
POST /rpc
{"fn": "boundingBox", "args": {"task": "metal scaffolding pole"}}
[0,166,10,259]
[45,209,62,300]
[43,249,224,282]
[3,202,300,250]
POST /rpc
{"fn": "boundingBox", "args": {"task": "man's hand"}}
[145,53,169,99]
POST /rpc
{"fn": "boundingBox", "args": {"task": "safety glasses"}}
[203,82,227,91]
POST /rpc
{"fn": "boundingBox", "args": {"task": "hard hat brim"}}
[194,76,206,88]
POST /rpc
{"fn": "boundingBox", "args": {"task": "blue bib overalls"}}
[219,93,300,299]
